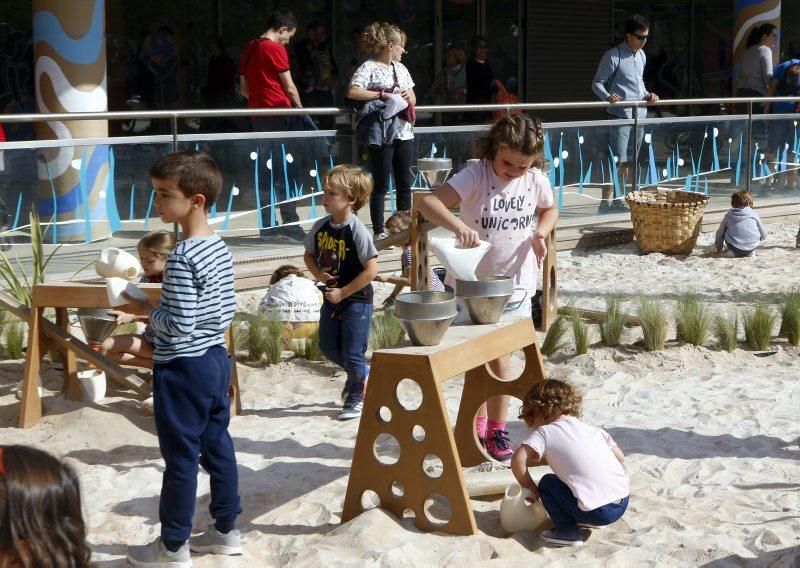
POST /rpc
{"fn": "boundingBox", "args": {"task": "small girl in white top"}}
[511,379,629,547]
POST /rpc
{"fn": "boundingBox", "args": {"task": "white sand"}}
[1,224,799,566]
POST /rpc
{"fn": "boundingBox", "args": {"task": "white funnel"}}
[499,484,549,534]
[96,248,142,280]
[428,236,491,281]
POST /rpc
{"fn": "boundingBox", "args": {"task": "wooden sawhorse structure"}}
[17,282,241,429]
[341,317,545,535]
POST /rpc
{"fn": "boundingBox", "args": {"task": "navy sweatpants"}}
[153,346,241,545]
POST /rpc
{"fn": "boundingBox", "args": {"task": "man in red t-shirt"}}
[241,10,309,242]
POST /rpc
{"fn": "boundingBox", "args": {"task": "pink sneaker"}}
[485,429,513,463]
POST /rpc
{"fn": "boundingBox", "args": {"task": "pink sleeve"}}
[521,428,546,461]
[600,429,618,448]
[534,170,555,209]
[447,165,479,203]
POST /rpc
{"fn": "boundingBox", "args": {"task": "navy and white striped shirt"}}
[149,233,235,363]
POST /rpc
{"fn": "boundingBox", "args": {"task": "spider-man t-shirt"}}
[304,214,378,305]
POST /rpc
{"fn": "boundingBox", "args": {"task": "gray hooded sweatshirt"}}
[715,206,767,251]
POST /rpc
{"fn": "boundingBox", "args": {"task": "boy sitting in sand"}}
[715,189,767,257]
[511,379,629,547]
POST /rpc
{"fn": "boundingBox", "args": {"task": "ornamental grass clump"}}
[540,312,570,356]
[742,304,776,351]
[638,296,668,351]
[570,311,592,355]
[779,290,800,346]
[4,322,25,359]
[674,292,712,347]
[246,315,284,364]
[712,309,738,352]
[599,294,627,347]
[263,319,285,365]
[369,311,406,351]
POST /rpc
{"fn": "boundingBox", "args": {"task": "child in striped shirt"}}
[124,151,241,567]
[376,210,446,308]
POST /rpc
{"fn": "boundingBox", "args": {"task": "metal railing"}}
[3,95,800,196]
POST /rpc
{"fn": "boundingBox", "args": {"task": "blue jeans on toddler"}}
[319,300,373,398]
[538,473,628,538]
[153,346,242,548]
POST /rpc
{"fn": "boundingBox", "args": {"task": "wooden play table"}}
[17,282,240,429]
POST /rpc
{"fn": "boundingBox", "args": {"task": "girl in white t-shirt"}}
[512,379,629,547]
[419,115,559,463]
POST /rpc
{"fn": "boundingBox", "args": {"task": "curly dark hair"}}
[270,264,305,285]
[518,379,582,427]
[476,114,545,168]
[0,445,90,567]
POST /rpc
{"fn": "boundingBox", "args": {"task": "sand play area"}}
[1,223,799,566]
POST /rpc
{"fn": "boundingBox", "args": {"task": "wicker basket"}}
[625,189,709,255]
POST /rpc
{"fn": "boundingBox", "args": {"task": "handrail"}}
[2,96,799,124]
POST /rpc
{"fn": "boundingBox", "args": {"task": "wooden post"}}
[55,307,81,400]
[19,305,44,428]
[410,192,431,291]
[539,228,558,331]
[225,326,242,415]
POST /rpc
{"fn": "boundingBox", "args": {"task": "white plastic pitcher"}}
[499,484,549,534]
[77,369,106,402]
[106,277,149,307]
[96,248,142,280]
[428,236,491,281]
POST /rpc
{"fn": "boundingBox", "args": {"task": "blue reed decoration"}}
[544,133,555,187]
[311,160,321,218]
[711,129,720,171]
[735,133,743,186]
[577,130,584,194]
[11,193,22,230]
[221,182,235,231]
[430,143,436,158]
[751,143,759,181]
[144,189,155,229]
[684,174,692,190]
[583,163,592,186]
[666,157,672,179]
[281,144,290,201]
[254,149,264,229]
[443,146,447,159]
[695,127,707,176]
[600,160,605,184]
[675,141,681,179]
[106,146,121,233]
[727,138,731,168]
[703,178,709,195]
[557,134,564,209]
[329,153,334,169]
[210,203,217,219]
[43,158,58,243]
[268,150,276,228]
[79,147,91,242]
[647,133,658,185]
[607,147,620,198]
[129,184,136,221]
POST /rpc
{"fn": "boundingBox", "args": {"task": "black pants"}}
[252,116,311,238]
[368,138,414,235]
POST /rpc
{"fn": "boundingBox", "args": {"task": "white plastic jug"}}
[77,369,106,402]
[499,483,549,534]
[106,277,149,307]
[96,248,142,280]
[428,236,491,281]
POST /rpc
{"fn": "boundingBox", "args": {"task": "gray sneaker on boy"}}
[127,537,192,567]
[339,387,364,420]
[189,524,243,555]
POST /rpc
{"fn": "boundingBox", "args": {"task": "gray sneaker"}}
[127,537,192,567]
[338,390,364,420]
[189,524,242,555]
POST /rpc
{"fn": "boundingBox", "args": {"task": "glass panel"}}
[751,114,800,198]
[484,0,520,103]
[177,131,355,251]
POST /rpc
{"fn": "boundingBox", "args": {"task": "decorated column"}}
[33,0,112,242]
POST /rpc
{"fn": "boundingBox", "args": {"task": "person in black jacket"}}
[466,35,496,123]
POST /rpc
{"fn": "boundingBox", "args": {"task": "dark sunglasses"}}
[632,33,649,41]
